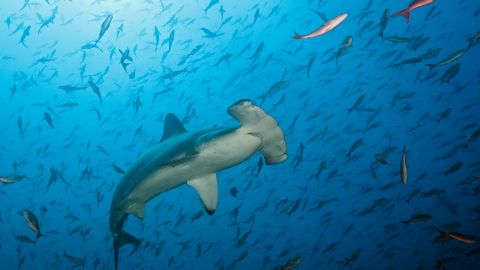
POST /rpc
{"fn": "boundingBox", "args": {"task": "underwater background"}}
[1,0,479,269]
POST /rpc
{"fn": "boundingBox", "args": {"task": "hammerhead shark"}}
[109,99,287,269]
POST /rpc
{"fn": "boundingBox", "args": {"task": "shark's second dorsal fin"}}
[160,113,187,142]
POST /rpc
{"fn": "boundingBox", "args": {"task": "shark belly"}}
[125,129,262,207]
[111,128,262,234]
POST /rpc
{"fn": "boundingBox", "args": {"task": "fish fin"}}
[95,45,104,53]
[163,155,198,168]
[113,231,141,270]
[436,228,448,239]
[160,113,188,142]
[126,203,145,220]
[292,31,302,40]
[391,9,410,23]
[121,62,130,70]
[188,174,218,215]
[36,233,46,239]
[320,14,329,22]
[228,99,287,164]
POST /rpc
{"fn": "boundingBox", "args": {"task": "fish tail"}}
[391,9,411,23]
[292,31,302,40]
[436,228,447,237]
[400,220,409,226]
[113,230,142,270]
[467,37,475,49]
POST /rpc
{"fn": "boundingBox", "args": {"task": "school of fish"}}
[0,0,479,269]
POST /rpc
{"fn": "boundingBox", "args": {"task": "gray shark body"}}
[110,99,287,269]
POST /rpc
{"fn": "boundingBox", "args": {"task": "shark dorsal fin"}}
[160,113,187,142]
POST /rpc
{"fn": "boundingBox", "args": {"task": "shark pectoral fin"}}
[126,203,145,220]
[160,113,187,142]
[167,154,198,168]
[187,174,218,215]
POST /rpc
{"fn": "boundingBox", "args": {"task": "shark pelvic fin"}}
[126,203,145,220]
[188,174,218,215]
[160,113,187,142]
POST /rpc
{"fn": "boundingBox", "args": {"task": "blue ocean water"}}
[1,0,479,269]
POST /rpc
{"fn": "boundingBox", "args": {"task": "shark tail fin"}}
[113,230,141,270]
[228,99,287,165]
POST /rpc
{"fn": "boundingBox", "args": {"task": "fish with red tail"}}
[391,0,435,23]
